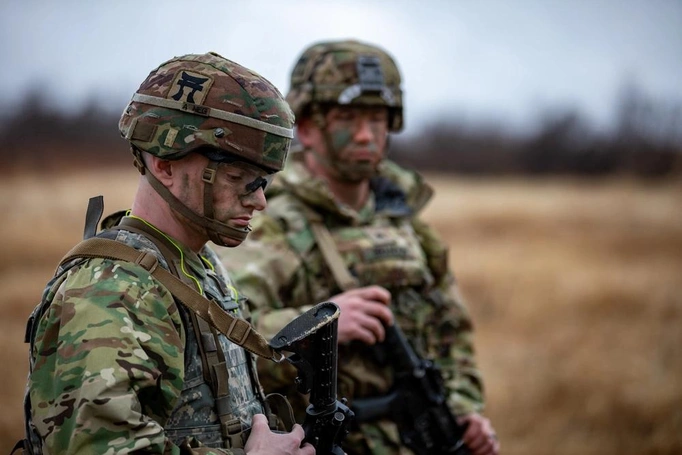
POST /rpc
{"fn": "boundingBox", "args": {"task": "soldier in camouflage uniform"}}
[218,40,500,455]
[21,52,315,455]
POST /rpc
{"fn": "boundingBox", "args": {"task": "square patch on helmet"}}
[168,70,214,105]
[356,55,384,91]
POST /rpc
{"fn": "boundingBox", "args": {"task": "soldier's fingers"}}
[299,441,316,455]
[338,318,373,344]
[471,438,497,455]
[357,311,387,342]
[346,311,386,344]
[244,413,269,449]
[337,300,392,343]
[351,324,380,345]
[351,285,392,304]
[290,423,306,442]
[250,414,269,431]
[465,430,489,453]
[492,437,501,455]
[459,418,483,446]
[362,302,393,326]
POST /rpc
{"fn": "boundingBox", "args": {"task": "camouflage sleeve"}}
[218,214,314,400]
[28,258,234,455]
[434,274,486,416]
[219,214,314,339]
[412,218,486,416]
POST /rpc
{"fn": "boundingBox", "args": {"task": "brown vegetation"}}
[1,168,681,454]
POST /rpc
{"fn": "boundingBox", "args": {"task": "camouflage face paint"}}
[321,106,389,182]
[215,161,273,199]
[328,128,355,154]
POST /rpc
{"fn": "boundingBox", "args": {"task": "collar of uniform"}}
[117,215,209,279]
[180,244,210,279]
[355,191,376,224]
[376,159,434,214]
[277,151,415,222]
[276,151,362,222]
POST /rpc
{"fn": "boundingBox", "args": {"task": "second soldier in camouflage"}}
[218,40,500,455]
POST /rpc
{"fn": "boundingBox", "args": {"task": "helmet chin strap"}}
[133,149,250,246]
[199,160,251,245]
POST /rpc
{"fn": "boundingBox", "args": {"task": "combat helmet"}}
[120,51,294,172]
[286,40,404,132]
[119,52,295,245]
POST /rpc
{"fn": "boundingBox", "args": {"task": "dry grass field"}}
[1,168,681,454]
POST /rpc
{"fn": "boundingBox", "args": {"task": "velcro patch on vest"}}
[333,223,432,289]
[362,243,408,262]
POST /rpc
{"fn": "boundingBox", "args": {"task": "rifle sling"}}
[58,237,280,361]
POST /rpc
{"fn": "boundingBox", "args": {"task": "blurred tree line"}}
[1,83,680,176]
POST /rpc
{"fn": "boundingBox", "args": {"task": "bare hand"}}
[330,285,393,345]
[457,413,499,455]
[245,414,315,455]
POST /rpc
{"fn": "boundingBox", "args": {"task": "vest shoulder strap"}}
[271,194,359,292]
[58,237,280,361]
[308,219,359,292]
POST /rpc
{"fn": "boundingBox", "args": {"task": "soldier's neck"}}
[131,178,207,253]
[304,153,370,211]
[326,178,370,212]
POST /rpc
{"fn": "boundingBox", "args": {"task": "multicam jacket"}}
[25,217,268,454]
[219,152,485,455]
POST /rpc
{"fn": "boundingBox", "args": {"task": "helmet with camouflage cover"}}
[120,51,294,172]
[286,39,404,132]
[118,52,295,245]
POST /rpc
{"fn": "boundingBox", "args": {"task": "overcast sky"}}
[1,0,680,136]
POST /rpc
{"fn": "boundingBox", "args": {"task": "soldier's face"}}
[210,161,269,246]
[322,105,390,164]
[300,105,390,182]
[173,155,268,247]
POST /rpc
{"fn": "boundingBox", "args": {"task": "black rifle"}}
[352,322,470,455]
[269,301,354,455]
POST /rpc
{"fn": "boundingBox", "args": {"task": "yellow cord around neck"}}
[127,213,204,295]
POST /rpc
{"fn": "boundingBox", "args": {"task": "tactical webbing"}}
[112,216,282,444]
[112,217,222,391]
[308,219,359,292]
[58,237,281,361]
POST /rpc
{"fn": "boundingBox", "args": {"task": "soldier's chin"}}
[336,161,378,182]
[220,235,245,248]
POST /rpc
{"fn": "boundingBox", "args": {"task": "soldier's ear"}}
[296,117,320,148]
[147,155,175,185]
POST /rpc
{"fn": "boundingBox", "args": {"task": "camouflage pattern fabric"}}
[119,52,295,172]
[218,152,485,455]
[286,40,404,132]
[26,221,265,454]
